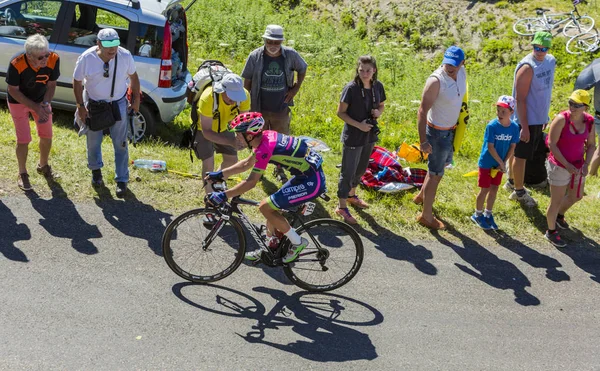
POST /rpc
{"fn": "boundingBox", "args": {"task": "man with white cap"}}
[73,28,140,198]
[196,73,250,177]
[242,24,308,183]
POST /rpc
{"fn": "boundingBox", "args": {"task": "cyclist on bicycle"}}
[205,112,327,263]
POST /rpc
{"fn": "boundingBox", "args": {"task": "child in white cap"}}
[471,95,520,229]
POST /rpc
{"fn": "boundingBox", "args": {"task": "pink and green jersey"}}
[253,130,316,176]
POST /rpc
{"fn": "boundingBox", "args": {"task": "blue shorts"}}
[267,168,327,210]
[426,125,455,176]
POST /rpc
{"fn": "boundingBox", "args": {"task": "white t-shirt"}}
[73,46,136,102]
[427,65,467,128]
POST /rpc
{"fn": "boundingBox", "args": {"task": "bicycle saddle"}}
[535,8,550,13]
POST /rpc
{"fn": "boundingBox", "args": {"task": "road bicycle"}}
[566,30,600,54]
[513,0,595,37]
[162,180,364,292]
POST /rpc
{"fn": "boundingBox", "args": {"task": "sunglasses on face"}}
[265,40,282,45]
[103,62,109,78]
[533,46,549,52]
[569,100,586,109]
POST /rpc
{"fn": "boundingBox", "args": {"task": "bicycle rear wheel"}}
[513,18,546,36]
[566,32,599,54]
[162,208,246,283]
[283,219,363,292]
[562,16,595,37]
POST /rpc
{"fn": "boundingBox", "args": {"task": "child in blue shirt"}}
[471,95,520,229]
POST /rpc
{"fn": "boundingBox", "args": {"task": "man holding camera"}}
[415,46,467,230]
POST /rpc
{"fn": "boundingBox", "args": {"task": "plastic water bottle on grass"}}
[132,159,167,172]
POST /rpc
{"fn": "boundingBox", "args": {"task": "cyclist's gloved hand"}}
[206,170,224,180]
[207,191,227,206]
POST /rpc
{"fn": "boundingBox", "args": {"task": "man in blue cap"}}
[415,45,467,230]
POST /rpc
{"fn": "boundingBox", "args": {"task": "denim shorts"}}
[426,125,455,176]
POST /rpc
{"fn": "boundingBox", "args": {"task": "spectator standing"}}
[6,34,60,191]
[335,55,385,225]
[471,96,520,230]
[195,73,250,177]
[241,24,308,183]
[574,58,600,176]
[544,90,596,247]
[505,31,555,207]
[415,46,467,230]
[73,28,140,198]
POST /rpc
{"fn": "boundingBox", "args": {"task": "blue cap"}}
[442,46,465,67]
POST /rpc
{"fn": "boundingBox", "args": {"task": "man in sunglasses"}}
[241,24,308,183]
[73,28,140,198]
[6,33,60,191]
[505,31,555,207]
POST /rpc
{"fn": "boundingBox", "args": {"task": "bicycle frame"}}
[539,9,579,29]
[204,195,323,267]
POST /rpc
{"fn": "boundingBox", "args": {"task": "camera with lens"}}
[367,118,380,136]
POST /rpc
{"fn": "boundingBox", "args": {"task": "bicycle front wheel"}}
[283,219,364,292]
[513,18,546,36]
[562,16,595,37]
[566,32,599,54]
[162,208,246,283]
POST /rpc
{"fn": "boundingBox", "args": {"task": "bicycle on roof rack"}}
[566,30,600,54]
[513,0,595,37]
[161,179,364,292]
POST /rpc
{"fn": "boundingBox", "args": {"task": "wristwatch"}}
[76,103,83,108]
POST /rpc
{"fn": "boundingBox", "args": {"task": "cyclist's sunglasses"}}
[36,53,50,61]
[569,100,586,109]
[533,45,549,52]
[103,62,109,78]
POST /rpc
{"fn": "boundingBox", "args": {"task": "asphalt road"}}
[1,191,600,370]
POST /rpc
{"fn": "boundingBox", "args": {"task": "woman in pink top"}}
[545,90,597,247]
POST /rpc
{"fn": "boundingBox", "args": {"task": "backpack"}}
[182,60,234,161]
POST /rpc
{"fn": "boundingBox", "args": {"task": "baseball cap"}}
[262,25,284,41]
[213,74,247,103]
[531,31,552,48]
[496,95,515,111]
[97,28,120,47]
[442,46,465,67]
[569,89,591,106]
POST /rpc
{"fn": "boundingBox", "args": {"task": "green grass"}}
[1,0,600,245]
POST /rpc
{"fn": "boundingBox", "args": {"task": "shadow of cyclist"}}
[93,187,172,256]
[26,178,100,255]
[354,208,437,276]
[172,282,381,362]
[0,200,31,262]
[432,229,540,306]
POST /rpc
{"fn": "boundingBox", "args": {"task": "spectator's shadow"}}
[26,178,100,255]
[0,200,31,262]
[555,232,600,284]
[489,230,570,283]
[93,186,172,256]
[354,208,437,275]
[432,228,540,306]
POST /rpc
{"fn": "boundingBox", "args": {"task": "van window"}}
[64,4,129,47]
[0,0,62,39]
[135,24,164,59]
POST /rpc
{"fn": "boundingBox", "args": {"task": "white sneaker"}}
[509,191,537,207]
[283,237,308,263]
[503,181,515,192]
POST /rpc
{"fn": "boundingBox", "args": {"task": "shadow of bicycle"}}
[172,283,383,362]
